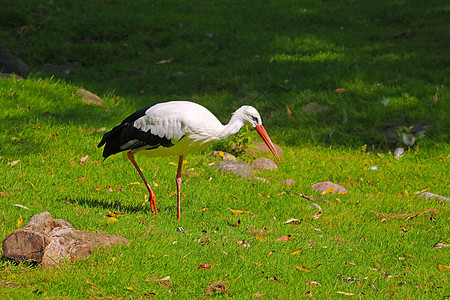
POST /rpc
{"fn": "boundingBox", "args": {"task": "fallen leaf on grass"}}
[229,209,250,214]
[433,243,449,248]
[313,212,322,219]
[141,292,156,297]
[156,58,173,64]
[438,265,450,271]
[125,286,134,291]
[290,248,303,255]
[306,281,321,287]
[76,177,89,182]
[7,160,20,167]
[79,155,88,164]
[129,182,140,185]
[295,265,311,272]
[197,264,213,270]
[14,204,29,210]
[276,235,292,242]
[0,192,13,197]
[236,240,250,247]
[106,210,127,217]
[204,280,228,296]
[284,218,301,224]
[337,291,355,296]
[17,214,23,228]
[106,217,119,223]
[255,234,267,241]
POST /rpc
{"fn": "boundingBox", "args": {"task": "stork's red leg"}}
[127,151,158,214]
[176,155,183,220]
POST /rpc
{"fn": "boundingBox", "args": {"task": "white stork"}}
[98,101,278,219]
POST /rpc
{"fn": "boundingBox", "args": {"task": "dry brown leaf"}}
[197,264,213,270]
[306,281,321,287]
[255,234,267,241]
[337,291,355,296]
[313,212,322,219]
[284,218,301,224]
[79,155,88,164]
[7,160,20,167]
[439,264,450,271]
[229,209,250,214]
[106,210,127,217]
[290,248,303,255]
[433,242,449,248]
[295,265,311,272]
[17,214,23,228]
[276,235,292,242]
[76,177,89,182]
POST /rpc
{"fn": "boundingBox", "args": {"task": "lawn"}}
[1,0,449,298]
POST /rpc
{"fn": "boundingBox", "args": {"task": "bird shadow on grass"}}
[64,197,153,215]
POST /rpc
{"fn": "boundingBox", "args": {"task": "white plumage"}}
[98,101,278,219]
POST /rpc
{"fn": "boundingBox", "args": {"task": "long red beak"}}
[254,125,279,157]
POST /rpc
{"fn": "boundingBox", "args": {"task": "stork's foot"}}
[150,192,158,214]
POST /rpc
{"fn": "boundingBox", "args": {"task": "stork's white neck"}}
[216,107,249,139]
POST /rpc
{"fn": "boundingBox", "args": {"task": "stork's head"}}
[235,106,278,157]
[238,106,263,127]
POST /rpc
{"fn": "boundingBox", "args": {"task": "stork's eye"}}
[252,116,258,123]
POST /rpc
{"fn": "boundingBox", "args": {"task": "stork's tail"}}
[97,124,127,159]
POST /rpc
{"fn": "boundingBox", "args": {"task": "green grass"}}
[1,0,449,298]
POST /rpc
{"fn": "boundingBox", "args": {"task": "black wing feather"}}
[97,105,174,159]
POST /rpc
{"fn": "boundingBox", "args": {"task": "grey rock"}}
[76,89,105,106]
[212,151,236,161]
[419,192,449,203]
[312,181,348,194]
[0,44,30,76]
[245,142,284,157]
[251,158,277,170]
[212,161,253,178]
[394,147,404,159]
[279,179,295,186]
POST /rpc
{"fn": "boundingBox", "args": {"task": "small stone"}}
[212,151,236,161]
[76,89,105,106]
[394,147,404,159]
[251,158,277,170]
[279,179,295,186]
[419,192,449,203]
[245,142,283,157]
[0,44,30,76]
[212,161,253,178]
[312,181,348,194]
